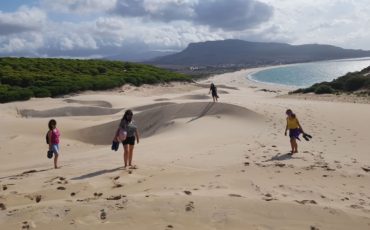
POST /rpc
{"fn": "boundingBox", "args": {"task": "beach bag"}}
[117,128,127,141]
[114,128,127,142]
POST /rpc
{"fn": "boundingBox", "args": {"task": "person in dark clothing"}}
[119,110,140,169]
[209,83,219,102]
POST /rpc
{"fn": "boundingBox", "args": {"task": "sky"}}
[0,0,369,59]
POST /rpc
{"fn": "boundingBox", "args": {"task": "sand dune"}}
[176,94,211,100]
[154,98,171,101]
[64,99,112,108]
[19,106,123,117]
[132,102,176,111]
[69,102,261,145]
[196,83,239,90]
[1,67,370,230]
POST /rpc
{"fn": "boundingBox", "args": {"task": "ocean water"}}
[249,58,370,87]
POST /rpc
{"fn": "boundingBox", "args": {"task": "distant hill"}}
[292,65,370,95]
[106,50,177,62]
[150,39,370,66]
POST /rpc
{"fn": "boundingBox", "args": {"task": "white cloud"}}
[112,0,273,31]
[0,6,46,35]
[1,0,369,58]
[256,0,370,49]
[0,33,44,54]
[40,0,117,14]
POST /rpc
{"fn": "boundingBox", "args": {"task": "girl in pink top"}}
[47,119,61,169]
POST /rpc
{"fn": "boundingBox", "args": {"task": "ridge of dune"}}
[19,106,123,118]
[68,102,262,145]
[131,102,176,111]
[63,99,113,108]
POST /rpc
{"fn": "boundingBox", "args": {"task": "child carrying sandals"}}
[284,109,312,154]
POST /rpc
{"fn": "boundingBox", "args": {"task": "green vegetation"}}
[0,57,191,103]
[291,66,370,95]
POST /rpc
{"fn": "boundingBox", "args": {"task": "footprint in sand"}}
[350,204,364,210]
[295,200,317,205]
[263,193,276,201]
[35,195,42,203]
[94,192,103,198]
[111,176,123,188]
[21,221,35,229]
[185,201,194,212]
[113,183,123,188]
[0,203,6,210]
[165,225,174,230]
[106,195,123,200]
[228,194,243,198]
[100,209,107,220]
[24,194,42,203]
[57,186,66,190]
[184,191,192,195]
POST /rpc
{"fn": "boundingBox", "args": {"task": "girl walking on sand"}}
[118,110,140,169]
[284,109,304,155]
[47,119,61,169]
[209,83,219,102]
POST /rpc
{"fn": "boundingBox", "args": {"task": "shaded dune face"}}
[70,102,262,145]
[132,102,176,111]
[19,106,123,117]
[63,99,113,108]
[176,95,211,100]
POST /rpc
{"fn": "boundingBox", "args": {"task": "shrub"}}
[344,76,367,91]
[314,85,335,94]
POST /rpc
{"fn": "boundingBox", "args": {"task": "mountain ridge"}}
[150,39,370,66]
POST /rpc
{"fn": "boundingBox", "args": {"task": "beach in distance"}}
[1,67,370,230]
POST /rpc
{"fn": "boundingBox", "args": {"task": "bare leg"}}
[293,139,298,153]
[54,154,59,169]
[128,145,135,167]
[123,145,129,168]
[290,138,295,154]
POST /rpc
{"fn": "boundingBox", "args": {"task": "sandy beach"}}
[1,68,370,230]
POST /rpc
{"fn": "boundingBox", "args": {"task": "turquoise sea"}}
[249,58,370,87]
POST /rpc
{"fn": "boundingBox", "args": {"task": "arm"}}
[48,130,52,150]
[284,119,288,136]
[135,129,140,144]
[297,120,304,133]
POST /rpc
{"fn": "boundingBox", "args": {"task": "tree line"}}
[0,57,191,103]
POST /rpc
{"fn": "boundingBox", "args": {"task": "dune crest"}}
[69,102,261,145]
[63,99,113,108]
[19,106,123,118]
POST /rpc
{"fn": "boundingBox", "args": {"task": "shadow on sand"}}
[264,152,304,162]
[71,166,125,180]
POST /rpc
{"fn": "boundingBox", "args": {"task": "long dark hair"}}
[120,110,133,128]
[48,119,57,130]
[286,109,296,118]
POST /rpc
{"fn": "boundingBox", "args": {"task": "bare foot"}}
[129,165,137,169]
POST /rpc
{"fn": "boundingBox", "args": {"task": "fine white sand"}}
[1,68,370,230]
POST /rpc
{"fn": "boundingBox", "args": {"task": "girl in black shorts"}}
[119,110,140,169]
